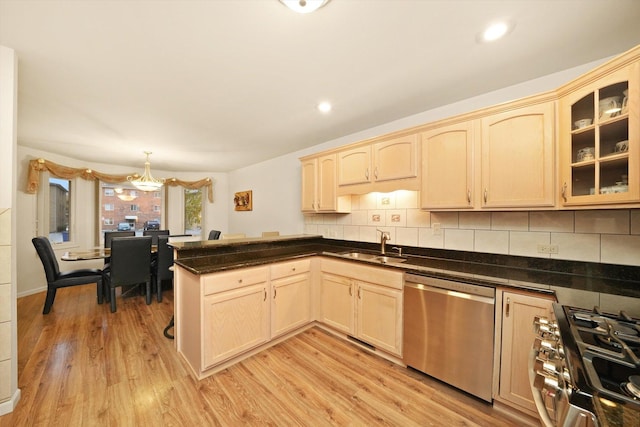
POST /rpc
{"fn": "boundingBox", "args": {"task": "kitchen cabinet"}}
[480,100,555,208]
[270,259,311,338]
[497,290,555,416]
[558,56,639,206]
[300,153,351,213]
[337,133,420,194]
[320,259,403,357]
[202,267,270,369]
[421,120,477,209]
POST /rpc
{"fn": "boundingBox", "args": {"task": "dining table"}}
[61,245,157,261]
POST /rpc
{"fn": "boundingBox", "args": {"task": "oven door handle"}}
[528,347,555,427]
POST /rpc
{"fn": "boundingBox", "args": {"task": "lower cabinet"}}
[203,283,270,368]
[497,289,555,416]
[271,259,311,338]
[320,259,403,357]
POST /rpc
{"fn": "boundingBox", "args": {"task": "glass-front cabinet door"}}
[560,61,638,206]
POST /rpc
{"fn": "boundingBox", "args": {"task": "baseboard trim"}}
[0,388,21,416]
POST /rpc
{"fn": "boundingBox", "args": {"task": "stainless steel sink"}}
[338,251,407,264]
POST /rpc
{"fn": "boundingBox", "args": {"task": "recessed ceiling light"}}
[317,101,332,113]
[279,0,331,14]
[478,20,514,43]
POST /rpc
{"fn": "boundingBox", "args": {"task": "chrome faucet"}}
[377,229,390,255]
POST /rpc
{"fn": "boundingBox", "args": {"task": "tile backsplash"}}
[303,191,640,267]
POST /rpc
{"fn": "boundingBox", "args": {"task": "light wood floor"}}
[1,285,521,426]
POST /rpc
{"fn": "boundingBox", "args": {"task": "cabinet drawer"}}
[270,258,311,280]
[203,266,269,295]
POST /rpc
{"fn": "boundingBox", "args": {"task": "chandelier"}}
[128,151,165,192]
[279,0,330,13]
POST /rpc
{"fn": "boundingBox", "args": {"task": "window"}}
[98,182,164,237]
[184,188,203,237]
[104,188,114,196]
[48,178,71,243]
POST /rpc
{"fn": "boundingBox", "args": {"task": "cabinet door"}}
[203,283,269,368]
[373,134,419,182]
[271,272,311,338]
[317,154,337,211]
[499,291,554,415]
[300,158,317,212]
[559,62,639,205]
[421,121,476,209]
[320,273,354,334]
[355,281,402,356]
[337,145,371,186]
[481,102,555,208]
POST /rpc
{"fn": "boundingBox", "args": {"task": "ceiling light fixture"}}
[279,0,330,14]
[478,20,515,43]
[317,101,332,113]
[128,151,165,192]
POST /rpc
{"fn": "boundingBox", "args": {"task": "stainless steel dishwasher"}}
[403,273,495,402]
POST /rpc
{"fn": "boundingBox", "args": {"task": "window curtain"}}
[27,158,214,202]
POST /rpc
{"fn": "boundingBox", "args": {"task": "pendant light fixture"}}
[128,151,165,192]
[279,0,330,14]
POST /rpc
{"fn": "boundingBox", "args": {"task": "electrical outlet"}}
[432,223,441,236]
[537,244,559,254]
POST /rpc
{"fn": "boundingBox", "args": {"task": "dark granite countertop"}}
[172,235,640,299]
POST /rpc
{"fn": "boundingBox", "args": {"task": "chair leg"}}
[97,279,104,305]
[156,277,163,303]
[110,288,117,313]
[43,288,57,314]
[145,280,152,305]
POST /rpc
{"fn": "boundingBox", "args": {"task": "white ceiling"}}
[1,0,639,172]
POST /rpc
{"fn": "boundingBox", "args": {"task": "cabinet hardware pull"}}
[484,188,488,204]
[238,279,243,284]
[274,288,277,299]
[264,289,267,301]
[374,167,378,179]
[561,182,567,201]
[365,168,369,180]
[506,297,510,317]
[292,267,296,272]
[467,189,471,204]
[358,286,361,299]
[349,284,352,296]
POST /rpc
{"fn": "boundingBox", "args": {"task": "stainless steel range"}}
[530,303,640,427]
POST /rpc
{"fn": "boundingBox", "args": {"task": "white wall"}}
[16,146,228,297]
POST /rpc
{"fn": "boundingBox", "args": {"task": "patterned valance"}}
[27,158,214,202]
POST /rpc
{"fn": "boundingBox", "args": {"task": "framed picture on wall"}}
[234,190,252,211]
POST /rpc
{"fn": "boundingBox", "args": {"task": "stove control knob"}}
[534,372,560,398]
[534,358,562,375]
[534,337,559,354]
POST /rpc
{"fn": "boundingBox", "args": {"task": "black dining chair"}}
[208,230,221,240]
[151,235,174,302]
[104,230,135,248]
[103,236,152,313]
[32,236,104,314]
[143,229,170,246]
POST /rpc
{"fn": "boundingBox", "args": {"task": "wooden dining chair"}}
[32,236,104,314]
[151,235,174,302]
[143,229,170,246]
[103,236,152,313]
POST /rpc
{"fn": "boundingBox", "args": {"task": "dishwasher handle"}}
[405,273,495,299]
[405,281,495,305]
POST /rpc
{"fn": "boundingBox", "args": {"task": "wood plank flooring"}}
[1,285,522,426]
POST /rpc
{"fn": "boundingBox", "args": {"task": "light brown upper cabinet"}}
[337,134,420,194]
[420,120,477,209]
[300,153,351,213]
[480,100,556,208]
[558,55,639,206]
